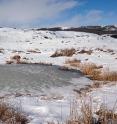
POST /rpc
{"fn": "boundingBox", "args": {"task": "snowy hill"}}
[0,27,117,71]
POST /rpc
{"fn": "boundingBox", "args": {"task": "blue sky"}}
[0,0,116,28]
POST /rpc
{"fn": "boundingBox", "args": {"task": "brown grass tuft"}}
[78,49,93,55]
[101,70,117,81]
[80,63,102,80]
[0,101,28,124]
[96,105,117,124]
[6,60,14,64]
[51,48,76,57]
[48,98,117,124]
[65,59,81,67]
[65,59,117,81]
[11,55,21,64]
[11,55,21,60]
[27,49,41,53]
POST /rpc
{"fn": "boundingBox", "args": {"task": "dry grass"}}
[12,50,24,53]
[0,48,4,53]
[11,55,21,64]
[6,55,29,64]
[65,59,81,67]
[27,49,41,53]
[18,60,29,64]
[80,63,102,80]
[6,55,53,65]
[6,60,14,64]
[0,101,28,124]
[101,70,117,81]
[80,64,117,81]
[65,59,117,81]
[106,49,114,53]
[78,49,93,55]
[11,55,21,60]
[51,48,76,57]
[33,62,52,66]
[48,97,117,124]
[65,60,103,80]
[96,105,117,124]
[66,99,93,124]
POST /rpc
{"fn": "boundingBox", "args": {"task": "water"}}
[0,64,87,123]
[0,64,83,96]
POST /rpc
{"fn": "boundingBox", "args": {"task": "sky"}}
[0,0,117,28]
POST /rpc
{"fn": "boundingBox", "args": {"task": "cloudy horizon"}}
[0,0,117,28]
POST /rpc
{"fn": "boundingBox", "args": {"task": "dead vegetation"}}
[11,55,21,64]
[48,97,117,124]
[96,48,115,55]
[32,62,52,66]
[6,55,29,64]
[65,59,81,67]
[6,56,52,66]
[80,63,102,80]
[78,49,93,55]
[65,99,93,124]
[96,105,117,124]
[12,50,24,53]
[27,49,41,53]
[51,48,76,57]
[6,60,14,64]
[74,101,117,124]
[0,48,4,53]
[101,70,117,81]
[65,59,117,81]
[11,55,21,60]
[0,101,28,124]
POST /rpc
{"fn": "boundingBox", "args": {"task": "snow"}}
[90,82,117,112]
[0,28,117,71]
[0,27,117,123]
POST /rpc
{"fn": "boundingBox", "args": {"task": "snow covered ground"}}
[0,27,117,123]
[91,83,117,111]
[0,27,117,71]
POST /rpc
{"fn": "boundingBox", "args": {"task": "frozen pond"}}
[0,64,91,123]
[0,64,84,95]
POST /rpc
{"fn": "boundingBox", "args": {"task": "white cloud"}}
[0,0,77,23]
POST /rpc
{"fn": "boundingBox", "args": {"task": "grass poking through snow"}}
[65,59,117,81]
[0,101,28,124]
[51,48,76,57]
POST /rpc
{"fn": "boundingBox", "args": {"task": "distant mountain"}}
[36,25,117,35]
